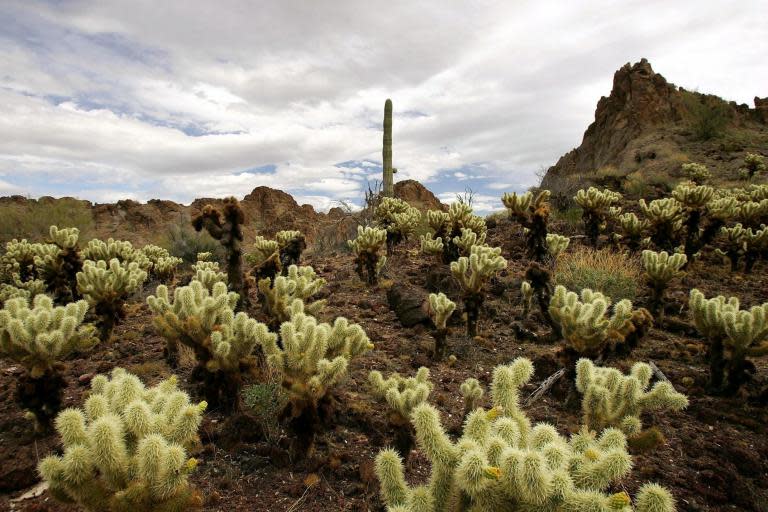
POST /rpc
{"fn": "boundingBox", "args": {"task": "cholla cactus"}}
[424,203,487,262]
[739,153,766,180]
[641,250,687,315]
[257,264,326,327]
[192,197,250,310]
[34,226,85,303]
[420,233,444,262]
[520,281,534,320]
[376,197,421,254]
[82,238,150,270]
[616,213,650,252]
[717,223,768,273]
[689,289,768,395]
[369,367,433,460]
[459,377,484,419]
[450,245,507,336]
[153,256,183,283]
[2,238,41,282]
[77,259,148,340]
[428,292,456,358]
[735,199,768,227]
[502,190,551,261]
[261,300,373,456]
[196,251,212,262]
[681,162,711,184]
[574,187,622,247]
[192,267,227,292]
[246,236,282,282]
[576,359,688,448]
[549,285,651,367]
[39,368,206,511]
[0,295,97,427]
[671,183,729,263]
[639,198,683,251]
[546,233,570,260]
[147,280,275,409]
[348,225,388,285]
[141,243,170,262]
[452,227,487,256]
[275,230,306,268]
[375,357,676,512]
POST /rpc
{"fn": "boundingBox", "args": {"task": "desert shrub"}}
[682,91,730,141]
[164,222,223,264]
[0,198,94,245]
[555,246,640,302]
[242,370,288,444]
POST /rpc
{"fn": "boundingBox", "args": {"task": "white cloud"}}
[0,0,765,211]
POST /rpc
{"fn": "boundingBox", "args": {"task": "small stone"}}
[78,373,94,385]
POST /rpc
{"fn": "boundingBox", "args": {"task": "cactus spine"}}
[39,368,206,511]
[0,295,97,427]
[192,197,249,310]
[383,98,396,197]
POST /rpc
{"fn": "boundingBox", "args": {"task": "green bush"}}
[555,246,640,302]
[163,221,224,264]
[242,373,288,443]
[683,91,730,141]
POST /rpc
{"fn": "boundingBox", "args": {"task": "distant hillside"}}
[541,58,768,199]
[0,179,443,247]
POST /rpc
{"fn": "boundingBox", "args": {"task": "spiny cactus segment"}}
[423,203,486,263]
[39,368,206,511]
[257,264,326,327]
[546,233,570,260]
[681,162,711,185]
[459,377,484,419]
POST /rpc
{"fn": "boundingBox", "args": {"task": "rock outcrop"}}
[541,59,768,196]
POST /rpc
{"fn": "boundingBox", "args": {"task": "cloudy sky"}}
[1,1,766,213]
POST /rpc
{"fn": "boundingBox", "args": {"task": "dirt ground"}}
[1,216,767,512]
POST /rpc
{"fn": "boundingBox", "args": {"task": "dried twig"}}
[525,367,567,407]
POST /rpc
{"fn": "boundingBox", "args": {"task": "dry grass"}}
[555,245,641,302]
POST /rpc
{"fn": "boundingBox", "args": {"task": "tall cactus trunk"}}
[383,98,394,197]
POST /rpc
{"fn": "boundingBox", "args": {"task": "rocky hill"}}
[0,179,444,247]
[541,58,768,198]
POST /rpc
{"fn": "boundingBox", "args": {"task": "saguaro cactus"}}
[689,289,768,394]
[641,250,687,315]
[576,359,688,450]
[369,367,432,461]
[77,258,148,340]
[375,357,677,512]
[147,280,275,409]
[192,197,249,310]
[39,368,206,511]
[260,300,373,456]
[348,225,388,285]
[383,98,396,197]
[0,295,97,427]
[450,245,507,337]
[502,190,551,261]
[428,292,456,358]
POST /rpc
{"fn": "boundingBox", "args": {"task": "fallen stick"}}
[648,361,673,385]
[525,367,567,407]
